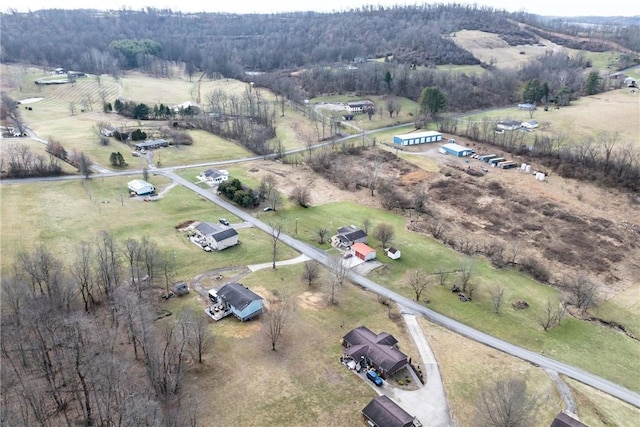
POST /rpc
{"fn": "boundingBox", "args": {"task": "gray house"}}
[332,225,368,249]
[194,222,239,251]
[342,326,409,378]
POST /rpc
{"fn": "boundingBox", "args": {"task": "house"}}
[362,395,422,427]
[172,100,201,114]
[351,242,376,261]
[550,411,587,427]
[127,179,155,196]
[623,77,637,88]
[341,114,355,121]
[439,142,473,157]
[517,102,536,110]
[386,247,401,260]
[347,100,375,113]
[496,120,522,131]
[134,139,168,151]
[331,225,367,249]
[342,326,409,378]
[198,168,229,185]
[521,120,539,130]
[193,221,239,251]
[207,282,263,321]
[393,131,442,146]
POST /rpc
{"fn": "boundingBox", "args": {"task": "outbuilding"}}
[362,395,421,427]
[393,131,442,146]
[352,242,376,261]
[440,142,473,157]
[386,247,401,260]
[127,179,155,196]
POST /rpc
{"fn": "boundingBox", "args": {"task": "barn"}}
[351,242,376,261]
[439,142,473,157]
[127,179,155,196]
[393,131,442,146]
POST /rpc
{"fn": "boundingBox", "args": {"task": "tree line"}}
[1,233,208,426]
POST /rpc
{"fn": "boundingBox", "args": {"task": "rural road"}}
[154,168,640,409]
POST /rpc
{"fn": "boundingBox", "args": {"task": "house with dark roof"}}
[347,100,375,113]
[207,282,263,321]
[332,225,368,249]
[198,168,229,185]
[134,139,168,151]
[342,326,409,378]
[362,395,422,427]
[194,221,239,251]
[550,411,588,427]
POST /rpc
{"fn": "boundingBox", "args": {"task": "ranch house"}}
[332,225,368,249]
[347,100,375,113]
[134,139,168,151]
[193,221,239,251]
[393,131,442,146]
[207,282,263,322]
[198,168,229,185]
[496,120,522,131]
[342,326,409,378]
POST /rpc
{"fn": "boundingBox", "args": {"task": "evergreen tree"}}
[418,87,447,117]
[584,71,601,95]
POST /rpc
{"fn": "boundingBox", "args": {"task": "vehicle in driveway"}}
[219,218,230,226]
[366,369,383,386]
[263,206,273,212]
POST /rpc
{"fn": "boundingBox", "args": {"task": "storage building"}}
[351,242,377,261]
[440,142,473,157]
[393,131,442,146]
[127,179,155,196]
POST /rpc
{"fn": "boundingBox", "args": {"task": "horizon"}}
[3,0,639,18]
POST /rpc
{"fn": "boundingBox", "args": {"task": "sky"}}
[3,0,639,17]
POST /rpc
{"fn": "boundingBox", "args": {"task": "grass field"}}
[565,377,640,427]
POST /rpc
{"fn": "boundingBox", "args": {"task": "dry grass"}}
[564,378,640,427]
[421,318,563,427]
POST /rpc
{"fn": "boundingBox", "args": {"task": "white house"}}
[194,222,239,251]
[127,179,155,196]
[517,103,536,111]
[198,168,229,185]
[386,247,401,260]
[347,100,375,113]
[496,120,522,131]
[521,120,539,130]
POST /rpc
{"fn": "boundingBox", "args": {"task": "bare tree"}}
[538,299,566,332]
[143,321,188,400]
[268,219,284,269]
[265,296,293,351]
[302,260,321,287]
[373,222,395,249]
[490,285,505,314]
[362,218,371,235]
[437,268,450,287]
[290,186,311,207]
[316,227,329,244]
[458,261,475,294]
[180,308,212,364]
[429,221,447,240]
[71,241,98,312]
[408,269,430,301]
[95,231,121,297]
[260,174,277,208]
[160,250,176,297]
[475,377,538,427]
[564,275,598,314]
[328,255,349,305]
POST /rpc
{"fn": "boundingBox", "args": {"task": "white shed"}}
[386,247,401,260]
[128,179,155,196]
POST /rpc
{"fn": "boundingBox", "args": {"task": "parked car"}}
[343,252,353,259]
[366,369,383,386]
[219,218,230,226]
[263,206,273,212]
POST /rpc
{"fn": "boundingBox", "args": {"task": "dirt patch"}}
[298,291,328,310]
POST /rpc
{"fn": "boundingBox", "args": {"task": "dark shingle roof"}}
[362,395,415,427]
[195,222,238,241]
[343,326,406,375]
[211,228,238,242]
[195,221,217,236]
[550,412,588,427]
[217,282,262,311]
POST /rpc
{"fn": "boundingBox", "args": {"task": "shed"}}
[362,395,421,427]
[518,103,536,110]
[550,411,587,427]
[194,221,239,251]
[386,247,401,260]
[440,142,473,157]
[342,326,408,377]
[127,179,155,196]
[209,282,263,322]
[393,131,442,146]
[521,120,539,130]
[352,242,376,261]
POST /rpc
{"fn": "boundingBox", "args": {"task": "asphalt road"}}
[156,169,640,409]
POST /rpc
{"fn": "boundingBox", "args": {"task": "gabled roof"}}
[194,222,238,241]
[550,412,587,427]
[352,242,375,255]
[201,168,226,178]
[217,282,262,311]
[195,221,218,236]
[337,225,358,234]
[344,229,367,242]
[387,247,400,254]
[362,395,415,427]
[211,227,238,242]
[343,326,406,374]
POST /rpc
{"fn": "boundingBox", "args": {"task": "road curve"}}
[156,169,640,409]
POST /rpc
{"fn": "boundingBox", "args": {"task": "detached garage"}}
[352,242,376,261]
[128,179,155,196]
[440,142,473,157]
[393,131,442,146]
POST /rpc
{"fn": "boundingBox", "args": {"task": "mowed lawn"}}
[0,178,297,278]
